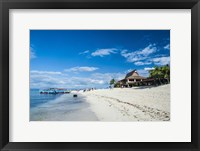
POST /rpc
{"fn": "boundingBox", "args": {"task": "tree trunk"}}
[167,78,170,84]
[159,78,162,85]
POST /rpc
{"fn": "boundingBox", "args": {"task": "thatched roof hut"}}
[125,70,146,80]
[115,70,147,87]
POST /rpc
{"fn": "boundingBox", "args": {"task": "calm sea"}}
[30,89,63,108]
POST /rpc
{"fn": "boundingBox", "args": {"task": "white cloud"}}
[30,51,36,59]
[91,72,125,82]
[164,44,170,50]
[134,61,152,66]
[30,70,62,75]
[30,69,126,89]
[144,67,155,71]
[121,51,147,62]
[30,47,36,59]
[137,44,157,56]
[121,44,157,65]
[64,66,99,72]
[30,71,68,88]
[136,69,149,77]
[71,77,105,85]
[121,44,170,66]
[152,56,170,65]
[79,50,89,55]
[91,48,117,57]
[30,71,109,89]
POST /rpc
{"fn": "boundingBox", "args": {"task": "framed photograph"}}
[0,0,199,151]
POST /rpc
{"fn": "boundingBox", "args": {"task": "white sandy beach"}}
[82,84,170,121]
[30,84,170,121]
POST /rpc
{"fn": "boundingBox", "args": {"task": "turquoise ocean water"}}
[30,89,63,108]
[30,89,98,121]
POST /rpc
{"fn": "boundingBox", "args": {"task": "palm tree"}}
[155,66,163,84]
[149,65,170,85]
[161,65,170,83]
[110,79,116,87]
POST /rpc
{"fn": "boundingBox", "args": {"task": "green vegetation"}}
[149,64,170,84]
[114,82,120,88]
[109,78,116,86]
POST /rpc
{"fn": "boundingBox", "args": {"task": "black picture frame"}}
[0,0,199,151]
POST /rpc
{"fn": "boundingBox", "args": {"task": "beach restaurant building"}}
[117,70,146,87]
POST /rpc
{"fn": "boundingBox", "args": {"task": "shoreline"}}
[30,93,98,121]
[30,84,170,121]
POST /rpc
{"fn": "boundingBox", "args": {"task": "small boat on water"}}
[73,94,78,97]
[40,88,71,94]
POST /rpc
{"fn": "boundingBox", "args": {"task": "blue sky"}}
[30,30,170,89]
